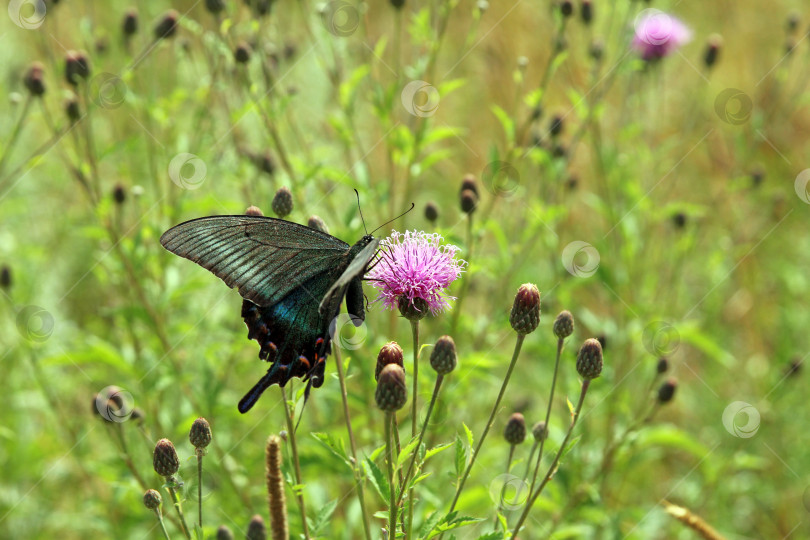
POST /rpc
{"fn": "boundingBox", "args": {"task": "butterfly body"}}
[160,216,379,413]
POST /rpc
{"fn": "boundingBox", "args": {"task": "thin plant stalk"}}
[451,213,474,333]
[385,412,398,540]
[529,338,564,493]
[493,444,516,530]
[440,334,525,538]
[0,94,33,177]
[196,449,203,530]
[407,319,420,537]
[280,386,311,540]
[332,345,373,540]
[152,508,172,540]
[511,380,591,538]
[165,483,192,539]
[397,374,443,511]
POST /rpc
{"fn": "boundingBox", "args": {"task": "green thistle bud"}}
[657,378,677,404]
[424,201,439,223]
[246,205,264,217]
[154,10,179,40]
[553,310,574,339]
[272,186,293,218]
[375,364,408,412]
[234,42,252,64]
[65,50,90,86]
[122,9,138,38]
[430,335,457,375]
[504,412,527,445]
[376,341,404,381]
[24,62,46,97]
[153,438,180,477]
[246,514,267,540]
[0,265,11,289]
[189,417,212,450]
[576,338,603,380]
[398,296,429,321]
[532,421,548,441]
[510,283,541,335]
[307,215,329,234]
[216,525,234,540]
[143,489,162,510]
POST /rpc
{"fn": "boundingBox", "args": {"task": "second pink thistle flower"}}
[368,230,467,316]
[632,9,692,61]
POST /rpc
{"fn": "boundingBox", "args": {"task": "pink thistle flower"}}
[632,10,692,61]
[368,230,466,315]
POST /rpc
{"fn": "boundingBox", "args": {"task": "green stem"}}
[385,413,398,539]
[529,338,564,493]
[196,450,203,530]
[440,334,525,538]
[493,445,515,530]
[153,509,172,540]
[166,484,192,539]
[333,345,373,540]
[451,214,474,333]
[0,94,33,177]
[511,380,591,538]
[280,387,311,539]
[407,319,420,537]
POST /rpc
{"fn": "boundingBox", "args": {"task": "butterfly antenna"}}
[370,203,415,235]
[354,189,369,235]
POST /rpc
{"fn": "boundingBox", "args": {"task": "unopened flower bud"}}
[559,0,573,17]
[189,417,212,450]
[430,335,457,375]
[375,364,407,412]
[153,438,180,477]
[376,342,404,380]
[657,378,677,403]
[424,201,439,223]
[553,310,574,339]
[205,0,225,14]
[576,338,603,380]
[1,265,11,290]
[504,412,526,445]
[216,525,234,540]
[549,114,564,137]
[656,357,669,374]
[234,42,251,64]
[510,283,541,335]
[272,186,293,218]
[143,489,162,510]
[460,189,478,214]
[307,215,328,233]
[703,34,722,69]
[460,173,479,197]
[154,10,179,40]
[246,514,267,540]
[390,0,405,9]
[245,205,264,217]
[65,96,80,122]
[532,421,548,441]
[24,62,46,97]
[122,9,138,38]
[112,183,126,204]
[65,51,90,86]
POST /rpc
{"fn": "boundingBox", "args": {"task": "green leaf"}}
[311,432,350,466]
[425,442,453,461]
[491,105,515,143]
[397,436,421,468]
[363,457,390,504]
[309,499,338,536]
[454,435,466,478]
[463,422,474,451]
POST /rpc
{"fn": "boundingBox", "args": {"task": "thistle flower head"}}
[246,205,264,217]
[504,412,527,445]
[532,421,548,441]
[189,417,212,450]
[375,364,407,412]
[632,11,692,61]
[143,489,162,510]
[272,186,293,218]
[657,378,677,403]
[376,341,404,380]
[576,338,603,380]
[307,215,328,233]
[246,514,267,540]
[510,283,541,335]
[153,438,179,477]
[24,62,46,97]
[430,335,457,375]
[368,230,466,316]
[553,310,574,339]
[216,526,235,540]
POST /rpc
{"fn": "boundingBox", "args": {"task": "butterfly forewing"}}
[160,216,349,307]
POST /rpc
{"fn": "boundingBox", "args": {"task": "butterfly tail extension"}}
[238,364,288,413]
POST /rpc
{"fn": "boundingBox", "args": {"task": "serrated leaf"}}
[368,443,386,462]
[397,436,420,468]
[454,436,466,478]
[311,432,350,466]
[363,457,390,504]
[309,499,338,536]
[425,442,453,461]
[463,422,474,451]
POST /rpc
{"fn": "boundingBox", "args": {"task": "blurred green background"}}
[1,1,809,538]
